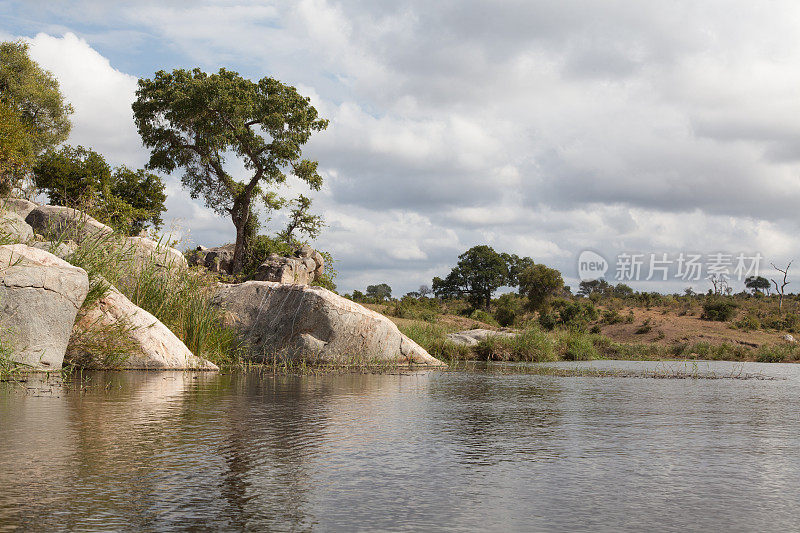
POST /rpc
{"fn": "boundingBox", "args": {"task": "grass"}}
[59,232,243,368]
[399,322,471,361]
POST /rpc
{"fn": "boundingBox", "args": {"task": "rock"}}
[67,284,218,370]
[122,236,188,272]
[255,246,325,285]
[0,197,38,219]
[212,281,444,365]
[255,256,315,284]
[783,334,795,343]
[296,244,314,258]
[200,243,236,274]
[29,241,76,259]
[446,329,518,347]
[0,211,33,242]
[25,205,113,242]
[0,244,89,370]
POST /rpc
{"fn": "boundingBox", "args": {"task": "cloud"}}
[5,2,800,294]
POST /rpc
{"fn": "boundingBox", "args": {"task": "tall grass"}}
[63,233,242,367]
[399,322,470,361]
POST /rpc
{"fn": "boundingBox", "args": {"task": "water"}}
[1,361,800,532]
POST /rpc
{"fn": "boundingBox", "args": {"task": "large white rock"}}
[121,236,188,272]
[213,281,444,365]
[68,284,218,370]
[0,244,89,370]
[0,197,38,219]
[446,329,518,347]
[0,211,33,242]
[25,205,113,242]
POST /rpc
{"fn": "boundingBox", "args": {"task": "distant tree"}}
[502,253,535,286]
[434,245,509,309]
[578,279,611,297]
[0,40,73,195]
[684,287,695,297]
[33,145,166,234]
[418,284,431,298]
[745,275,771,296]
[519,264,564,313]
[132,68,328,273]
[612,283,634,298]
[771,261,792,315]
[352,289,365,302]
[366,283,392,301]
[278,194,324,245]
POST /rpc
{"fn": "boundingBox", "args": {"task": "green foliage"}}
[132,67,328,272]
[62,234,242,366]
[469,309,499,327]
[601,309,624,325]
[494,293,523,327]
[398,322,470,361]
[433,245,510,309]
[0,40,72,195]
[701,299,738,322]
[33,145,166,234]
[474,328,556,362]
[0,101,35,189]
[745,276,770,295]
[366,283,392,301]
[519,263,564,312]
[553,299,598,331]
[278,194,324,244]
[554,330,599,361]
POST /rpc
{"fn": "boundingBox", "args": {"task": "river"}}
[1,361,799,531]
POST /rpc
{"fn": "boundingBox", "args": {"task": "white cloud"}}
[7,1,800,294]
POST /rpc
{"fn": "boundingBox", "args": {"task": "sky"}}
[2,0,800,295]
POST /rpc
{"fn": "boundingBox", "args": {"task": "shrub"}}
[701,299,738,321]
[538,312,558,331]
[494,306,517,327]
[469,309,499,327]
[601,309,623,325]
[554,330,599,361]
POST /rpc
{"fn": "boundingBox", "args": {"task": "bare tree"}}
[770,261,792,314]
[708,274,729,295]
[418,284,431,298]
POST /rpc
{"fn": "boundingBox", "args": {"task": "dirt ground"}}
[597,306,783,348]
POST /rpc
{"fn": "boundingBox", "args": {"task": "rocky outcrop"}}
[0,244,89,370]
[254,245,325,285]
[446,329,518,346]
[68,284,217,370]
[25,205,113,243]
[122,236,188,272]
[213,281,443,365]
[0,198,38,219]
[189,243,235,274]
[0,211,33,242]
[29,241,76,259]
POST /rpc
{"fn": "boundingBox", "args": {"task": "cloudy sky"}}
[2,0,800,294]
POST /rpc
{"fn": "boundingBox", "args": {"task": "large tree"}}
[0,40,73,195]
[519,264,564,313]
[433,245,509,309]
[132,68,328,272]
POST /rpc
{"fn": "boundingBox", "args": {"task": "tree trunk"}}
[231,197,251,274]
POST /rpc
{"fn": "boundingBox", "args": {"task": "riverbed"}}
[2,361,799,531]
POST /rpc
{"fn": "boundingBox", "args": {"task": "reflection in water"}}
[2,363,800,531]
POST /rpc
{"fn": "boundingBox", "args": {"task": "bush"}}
[701,299,738,322]
[494,306,517,327]
[469,309,500,327]
[734,314,761,331]
[554,330,599,361]
[601,309,623,325]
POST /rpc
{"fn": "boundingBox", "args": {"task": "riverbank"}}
[366,303,800,365]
